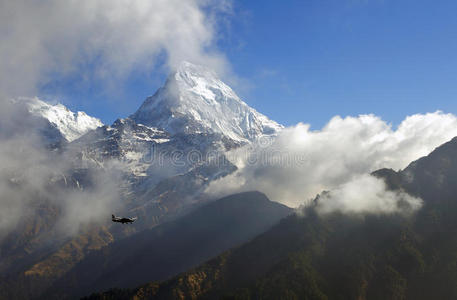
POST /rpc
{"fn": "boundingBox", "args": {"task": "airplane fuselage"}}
[112,215,136,224]
[112,218,134,224]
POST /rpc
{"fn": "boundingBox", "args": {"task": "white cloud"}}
[315,174,423,215]
[0,100,123,237]
[206,112,457,209]
[0,0,231,98]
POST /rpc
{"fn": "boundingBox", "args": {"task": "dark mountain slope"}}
[40,191,291,299]
[373,136,457,231]
[86,136,457,300]
[85,211,427,300]
[374,136,457,203]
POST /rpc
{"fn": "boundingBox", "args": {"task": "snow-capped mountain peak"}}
[19,97,103,142]
[131,61,283,143]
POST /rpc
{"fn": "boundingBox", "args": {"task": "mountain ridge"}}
[131,61,283,143]
[16,97,103,142]
[41,191,292,299]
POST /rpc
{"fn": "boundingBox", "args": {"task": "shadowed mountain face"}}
[373,136,457,231]
[374,136,457,203]
[29,192,291,299]
[85,136,457,300]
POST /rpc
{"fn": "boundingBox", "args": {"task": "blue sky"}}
[41,0,457,129]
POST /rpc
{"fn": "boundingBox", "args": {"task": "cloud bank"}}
[0,0,231,97]
[0,101,124,237]
[0,0,232,237]
[206,112,457,210]
[315,174,422,215]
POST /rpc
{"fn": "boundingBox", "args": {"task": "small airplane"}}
[112,214,137,224]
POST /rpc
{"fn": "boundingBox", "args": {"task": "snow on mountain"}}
[72,118,172,177]
[22,97,103,142]
[131,61,283,143]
